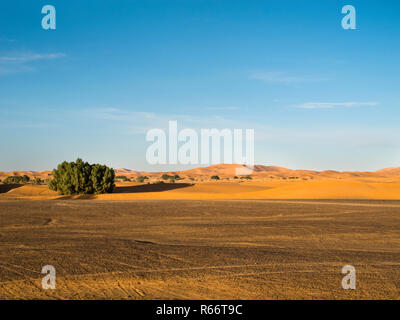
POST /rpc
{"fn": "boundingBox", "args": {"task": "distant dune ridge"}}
[111,164,400,180]
[1,163,400,181]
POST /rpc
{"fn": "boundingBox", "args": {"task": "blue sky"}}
[0,0,399,171]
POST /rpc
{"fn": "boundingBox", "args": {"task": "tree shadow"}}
[113,183,194,193]
[54,183,194,199]
[57,194,97,200]
[0,184,23,194]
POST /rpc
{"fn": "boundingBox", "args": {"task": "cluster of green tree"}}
[136,176,149,183]
[152,180,165,184]
[1,175,46,185]
[47,158,115,195]
[241,175,252,180]
[161,174,180,183]
[2,175,30,184]
[232,175,252,180]
[211,175,220,180]
[33,177,44,185]
[116,176,131,182]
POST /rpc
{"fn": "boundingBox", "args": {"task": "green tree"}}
[239,175,252,180]
[48,158,115,195]
[33,178,43,185]
[3,175,27,184]
[211,175,220,180]
[136,176,149,183]
[116,176,131,182]
[91,164,115,194]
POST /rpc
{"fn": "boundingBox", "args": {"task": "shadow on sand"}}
[113,183,194,193]
[0,184,23,194]
[56,183,194,200]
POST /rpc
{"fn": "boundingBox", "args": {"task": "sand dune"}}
[2,179,400,201]
[0,170,52,181]
[2,163,400,181]
[93,180,400,200]
[2,164,400,201]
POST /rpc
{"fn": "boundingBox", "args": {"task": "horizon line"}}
[1,163,399,175]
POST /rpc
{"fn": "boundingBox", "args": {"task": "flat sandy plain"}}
[0,180,400,299]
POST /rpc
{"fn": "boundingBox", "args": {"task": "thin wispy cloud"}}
[250,71,329,84]
[0,64,34,76]
[84,107,245,135]
[0,52,66,62]
[205,106,240,111]
[83,107,400,150]
[0,38,16,43]
[0,121,56,129]
[0,52,66,75]
[297,102,379,109]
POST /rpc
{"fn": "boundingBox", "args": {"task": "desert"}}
[0,164,399,299]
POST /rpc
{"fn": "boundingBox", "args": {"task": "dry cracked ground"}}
[0,199,399,299]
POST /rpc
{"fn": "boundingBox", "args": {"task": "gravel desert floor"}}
[0,199,399,299]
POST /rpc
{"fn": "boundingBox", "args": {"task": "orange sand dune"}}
[110,163,400,181]
[0,170,52,181]
[2,164,400,200]
[2,163,400,181]
[93,180,400,200]
[0,185,58,200]
[242,180,400,200]
[3,179,400,201]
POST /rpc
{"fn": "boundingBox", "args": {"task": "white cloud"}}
[0,38,16,43]
[205,106,240,111]
[250,71,328,84]
[0,52,66,75]
[85,107,245,135]
[0,52,66,62]
[83,107,400,149]
[0,64,34,76]
[297,102,379,109]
